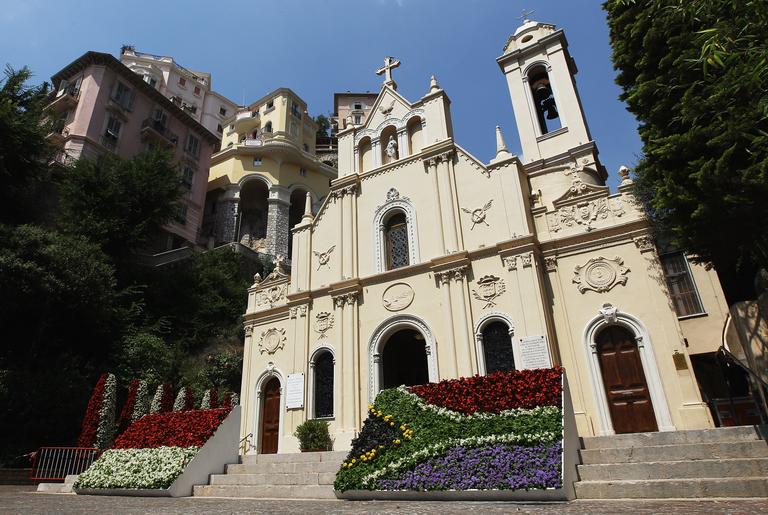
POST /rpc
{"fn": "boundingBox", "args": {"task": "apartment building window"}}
[193,85,201,96]
[185,134,200,158]
[264,121,272,133]
[253,158,262,166]
[354,103,362,110]
[143,75,157,89]
[216,124,223,133]
[299,168,306,177]
[219,106,227,117]
[660,252,705,317]
[181,165,195,188]
[354,114,362,124]
[178,77,186,87]
[291,101,301,118]
[266,100,274,110]
[102,115,121,150]
[176,204,188,224]
[153,108,168,127]
[112,81,133,110]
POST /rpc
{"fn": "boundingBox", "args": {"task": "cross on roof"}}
[517,8,535,23]
[376,56,401,89]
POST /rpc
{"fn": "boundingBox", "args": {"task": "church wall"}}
[543,237,714,436]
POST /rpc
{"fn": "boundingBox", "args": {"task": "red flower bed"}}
[160,383,174,413]
[117,380,140,435]
[112,407,231,449]
[409,367,563,415]
[77,373,107,448]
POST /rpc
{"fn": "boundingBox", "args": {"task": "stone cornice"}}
[539,219,650,257]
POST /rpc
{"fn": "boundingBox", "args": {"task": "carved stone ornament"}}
[259,328,286,355]
[521,252,533,268]
[244,325,254,337]
[548,198,625,232]
[332,292,359,309]
[314,311,334,338]
[461,200,493,230]
[503,256,518,271]
[633,235,655,253]
[544,256,557,272]
[382,283,415,311]
[313,245,335,270]
[472,275,506,309]
[255,284,285,307]
[599,303,619,324]
[386,188,400,202]
[573,256,630,294]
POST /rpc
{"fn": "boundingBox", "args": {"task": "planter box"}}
[75,406,240,498]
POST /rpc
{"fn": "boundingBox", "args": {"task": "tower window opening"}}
[528,66,561,135]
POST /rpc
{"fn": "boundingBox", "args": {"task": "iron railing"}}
[31,447,101,481]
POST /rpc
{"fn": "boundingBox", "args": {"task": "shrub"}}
[294,419,332,451]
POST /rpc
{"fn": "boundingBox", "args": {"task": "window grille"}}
[482,321,515,373]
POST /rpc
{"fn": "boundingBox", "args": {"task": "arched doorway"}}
[595,325,658,434]
[260,377,281,454]
[238,179,269,251]
[382,329,429,389]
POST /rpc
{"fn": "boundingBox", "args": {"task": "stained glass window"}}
[385,212,409,270]
[314,352,334,418]
[482,321,515,374]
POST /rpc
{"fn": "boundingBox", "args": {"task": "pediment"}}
[552,178,609,207]
[363,86,414,132]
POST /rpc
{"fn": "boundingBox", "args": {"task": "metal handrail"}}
[31,447,101,481]
[239,433,254,455]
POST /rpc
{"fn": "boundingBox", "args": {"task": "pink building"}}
[46,51,219,251]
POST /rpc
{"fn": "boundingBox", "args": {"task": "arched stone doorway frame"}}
[582,303,675,436]
[473,311,517,375]
[368,314,438,402]
[251,365,286,454]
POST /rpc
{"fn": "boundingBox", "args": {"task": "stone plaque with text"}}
[519,335,552,370]
[286,373,304,410]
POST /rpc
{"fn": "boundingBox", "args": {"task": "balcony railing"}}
[141,118,179,147]
[47,85,79,112]
[100,134,118,152]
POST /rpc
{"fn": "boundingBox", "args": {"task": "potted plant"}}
[294,419,332,452]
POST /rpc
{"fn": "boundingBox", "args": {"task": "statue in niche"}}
[385,136,398,161]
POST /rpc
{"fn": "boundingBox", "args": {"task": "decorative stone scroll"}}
[255,284,285,308]
[472,275,506,309]
[548,198,625,233]
[573,256,630,294]
[259,328,286,354]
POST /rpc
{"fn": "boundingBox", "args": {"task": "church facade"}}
[239,20,727,453]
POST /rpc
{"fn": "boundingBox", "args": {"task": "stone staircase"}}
[575,425,768,499]
[193,451,346,499]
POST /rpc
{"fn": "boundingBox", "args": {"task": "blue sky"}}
[1,0,641,189]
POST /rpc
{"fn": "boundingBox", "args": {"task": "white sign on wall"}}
[519,335,552,370]
[286,373,304,410]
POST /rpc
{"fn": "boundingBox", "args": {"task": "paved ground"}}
[1,486,766,514]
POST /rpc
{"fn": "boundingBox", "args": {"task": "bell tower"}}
[497,18,604,179]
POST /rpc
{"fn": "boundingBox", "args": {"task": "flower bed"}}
[335,367,564,493]
[74,407,232,492]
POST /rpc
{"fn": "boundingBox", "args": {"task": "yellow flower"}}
[351,459,356,463]
[389,421,395,426]
[394,439,401,445]
[400,425,406,431]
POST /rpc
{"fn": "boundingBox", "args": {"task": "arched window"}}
[264,121,272,133]
[359,137,372,172]
[481,321,515,373]
[385,211,409,270]
[527,65,561,135]
[407,116,422,155]
[313,351,334,418]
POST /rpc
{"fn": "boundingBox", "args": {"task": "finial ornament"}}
[618,165,633,186]
[376,56,401,90]
[302,191,313,222]
[493,125,513,162]
[517,8,535,23]
[429,75,440,93]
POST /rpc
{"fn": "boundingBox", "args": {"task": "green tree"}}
[314,114,331,138]
[58,147,183,262]
[604,0,768,300]
[0,66,54,224]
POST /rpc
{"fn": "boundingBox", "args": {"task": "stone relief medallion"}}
[382,283,415,311]
[314,312,334,338]
[573,256,630,294]
[472,275,506,309]
[548,198,625,232]
[258,328,286,355]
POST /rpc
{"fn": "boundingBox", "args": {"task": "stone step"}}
[579,440,768,464]
[241,451,347,465]
[210,471,336,486]
[574,477,768,499]
[581,426,766,450]
[226,460,341,475]
[578,457,768,481]
[193,483,336,499]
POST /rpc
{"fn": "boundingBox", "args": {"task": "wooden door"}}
[260,378,280,454]
[596,326,658,434]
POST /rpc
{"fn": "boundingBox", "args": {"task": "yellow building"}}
[203,88,337,258]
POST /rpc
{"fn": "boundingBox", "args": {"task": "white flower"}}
[149,385,165,414]
[75,447,199,490]
[131,380,149,422]
[95,374,117,449]
[173,387,187,412]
